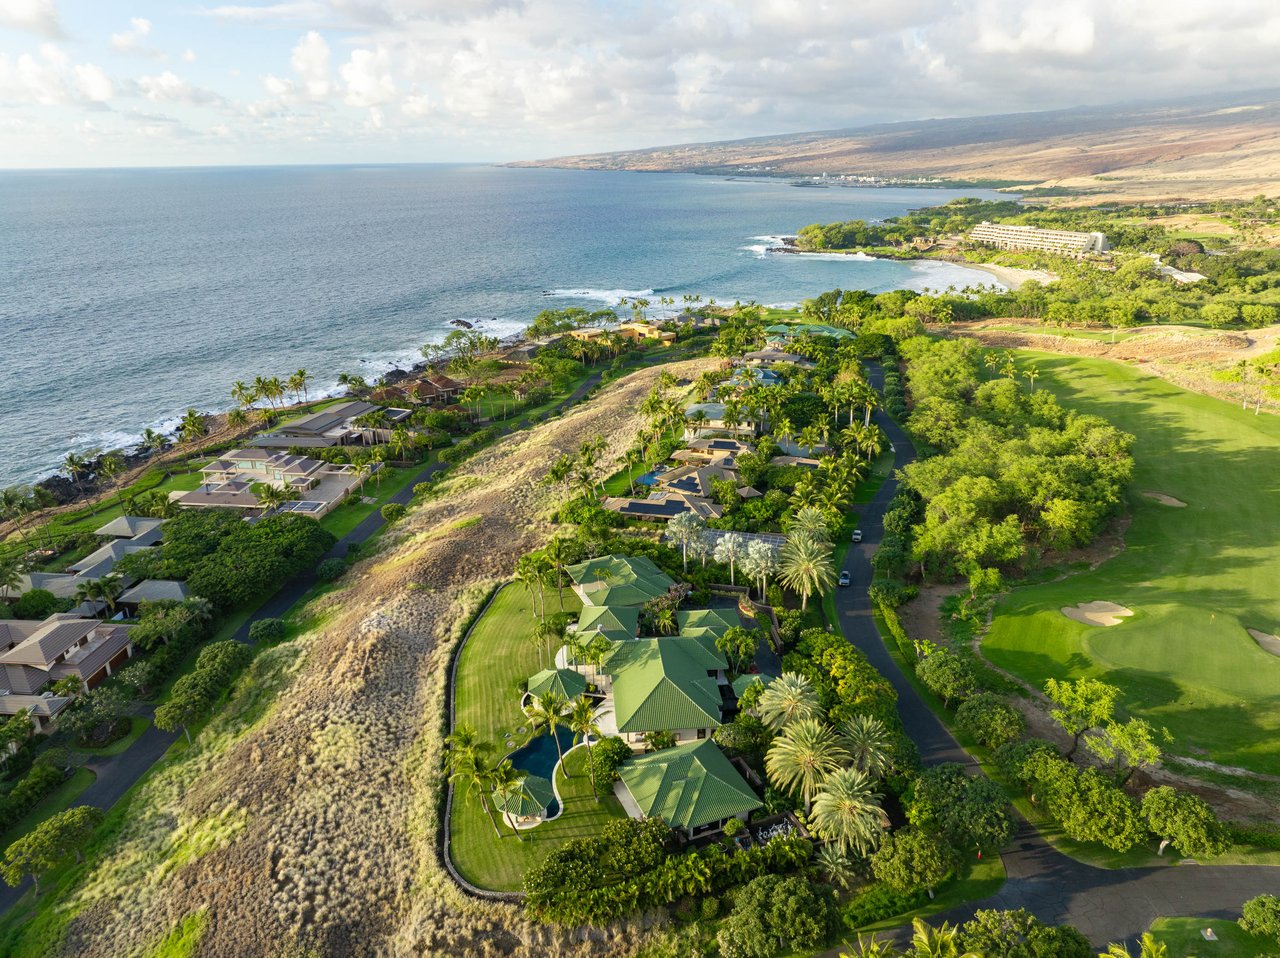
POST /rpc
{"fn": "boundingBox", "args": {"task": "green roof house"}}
[603,638,728,747]
[577,604,641,642]
[494,774,556,827]
[676,608,743,639]
[566,554,674,608]
[527,667,588,701]
[616,739,762,836]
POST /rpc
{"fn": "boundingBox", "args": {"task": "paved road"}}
[0,370,607,920]
[827,363,1277,949]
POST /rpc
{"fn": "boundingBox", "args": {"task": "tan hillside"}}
[515,91,1280,203]
[52,358,716,958]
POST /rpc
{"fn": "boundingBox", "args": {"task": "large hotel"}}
[968,221,1110,256]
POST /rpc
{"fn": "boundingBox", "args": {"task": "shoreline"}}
[766,237,1057,290]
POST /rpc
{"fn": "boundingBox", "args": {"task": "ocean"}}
[0,164,1005,486]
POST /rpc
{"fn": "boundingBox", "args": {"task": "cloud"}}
[290,30,331,98]
[0,45,114,108]
[110,17,166,59]
[0,0,63,39]
[340,46,395,106]
[135,71,226,106]
[73,64,113,102]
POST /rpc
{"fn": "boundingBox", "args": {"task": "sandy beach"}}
[956,261,1058,290]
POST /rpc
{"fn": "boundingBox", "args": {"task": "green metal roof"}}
[566,554,674,608]
[605,638,726,734]
[494,775,555,818]
[618,739,762,830]
[730,674,769,700]
[577,605,640,641]
[527,667,587,700]
[676,608,742,638]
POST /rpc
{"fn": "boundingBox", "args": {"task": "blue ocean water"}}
[0,164,1004,486]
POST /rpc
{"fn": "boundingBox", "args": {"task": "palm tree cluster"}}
[759,672,893,855]
[230,368,313,416]
[778,510,838,613]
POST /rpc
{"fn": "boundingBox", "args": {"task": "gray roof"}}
[278,401,377,436]
[0,618,99,668]
[68,541,149,578]
[94,516,164,539]
[119,580,189,604]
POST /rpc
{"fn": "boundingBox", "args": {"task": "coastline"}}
[766,238,1057,290]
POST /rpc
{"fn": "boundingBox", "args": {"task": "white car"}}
[838,571,851,587]
[851,530,863,543]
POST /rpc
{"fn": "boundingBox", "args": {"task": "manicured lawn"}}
[452,582,582,748]
[981,354,1280,775]
[855,856,1006,934]
[449,581,628,891]
[74,715,150,758]
[449,745,627,891]
[0,767,95,852]
[1148,917,1275,957]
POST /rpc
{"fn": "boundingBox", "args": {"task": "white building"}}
[968,222,1109,256]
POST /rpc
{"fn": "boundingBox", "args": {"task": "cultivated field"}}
[981,354,1280,776]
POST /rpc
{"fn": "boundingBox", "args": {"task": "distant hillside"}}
[515,90,1280,203]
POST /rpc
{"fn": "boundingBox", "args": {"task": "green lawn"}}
[1148,917,1275,957]
[318,457,432,540]
[981,354,1280,776]
[449,745,627,891]
[74,716,150,758]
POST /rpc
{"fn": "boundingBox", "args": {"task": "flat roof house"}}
[683,402,759,440]
[617,321,677,344]
[251,400,412,449]
[173,448,363,518]
[600,492,723,523]
[742,348,816,370]
[615,739,762,837]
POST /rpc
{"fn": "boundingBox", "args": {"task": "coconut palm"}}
[544,537,571,610]
[779,534,837,613]
[758,672,821,730]
[765,717,848,814]
[811,767,889,855]
[713,532,748,586]
[98,451,126,513]
[140,428,171,455]
[95,572,125,618]
[252,482,291,514]
[1101,935,1168,958]
[289,368,312,403]
[73,579,104,618]
[524,690,571,778]
[788,506,832,545]
[489,759,526,842]
[445,724,501,835]
[907,918,980,958]
[0,558,22,601]
[665,512,706,573]
[840,714,894,779]
[227,408,249,429]
[263,376,285,408]
[231,380,256,409]
[179,408,206,445]
[567,696,602,801]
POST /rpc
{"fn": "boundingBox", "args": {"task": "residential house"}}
[565,555,674,608]
[742,347,816,369]
[670,437,755,468]
[117,579,189,615]
[656,462,739,499]
[576,604,641,643]
[599,635,729,749]
[424,373,463,402]
[0,614,135,704]
[729,366,782,389]
[676,608,743,639]
[13,516,170,607]
[615,739,762,838]
[567,327,607,342]
[616,321,677,344]
[683,402,759,440]
[173,448,364,518]
[600,491,723,523]
[251,400,412,449]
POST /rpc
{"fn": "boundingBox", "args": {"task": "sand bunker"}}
[1247,629,1280,657]
[1142,491,1187,507]
[1062,601,1135,627]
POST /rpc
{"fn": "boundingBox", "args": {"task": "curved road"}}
[832,364,1277,948]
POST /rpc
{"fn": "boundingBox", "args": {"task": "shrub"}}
[955,693,1025,749]
[195,641,254,684]
[958,908,1092,958]
[1240,895,1280,945]
[842,881,927,930]
[717,875,837,958]
[587,736,633,785]
[0,764,63,833]
[916,649,977,708]
[248,618,286,644]
[870,827,957,893]
[380,503,407,523]
[315,557,347,581]
[12,589,60,620]
[1141,786,1230,858]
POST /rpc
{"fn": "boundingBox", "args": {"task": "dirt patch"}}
[1062,600,1134,627]
[896,582,966,649]
[1247,628,1280,657]
[1142,491,1187,507]
[56,359,716,958]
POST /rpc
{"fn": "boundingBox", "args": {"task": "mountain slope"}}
[515,90,1280,202]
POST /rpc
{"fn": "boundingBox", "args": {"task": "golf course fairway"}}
[981,353,1280,776]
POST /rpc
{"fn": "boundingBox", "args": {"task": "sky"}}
[2,0,1280,168]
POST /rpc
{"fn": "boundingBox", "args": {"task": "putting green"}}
[981,353,1280,775]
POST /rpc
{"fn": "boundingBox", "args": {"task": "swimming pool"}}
[637,469,661,486]
[507,726,576,817]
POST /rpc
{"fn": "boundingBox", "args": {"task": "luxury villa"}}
[250,400,412,450]
[172,448,365,518]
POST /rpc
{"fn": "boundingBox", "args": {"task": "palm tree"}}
[140,428,171,455]
[252,482,291,514]
[765,717,848,814]
[288,368,312,403]
[741,539,777,601]
[713,532,748,585]
[98,451,126,513]
[0,487,32,544]
[758,671,821,730]
[839,933,900,958]
[73,579,104,618]
[62,451,89,497]
[524,690,571,778]
[95,572,125,618]
[0,558,22,601]
[567,696,602,801]
[264,376,285,409]
[840,714,894,779]
[788,506,832,545]
[814,844,857,891]
[779,534,837,613]
[445,724,501,835]
[227,408,249,429]
[1101,934,1168,958]
[907,918,980,958]
[545,537,570,610]
[515,555,547,621]
[231,380,256,409]
[664,512,706,573]
[490,759,526,841]
[179,409,206,446]
[653,605,677,636]
[811,767,889,855]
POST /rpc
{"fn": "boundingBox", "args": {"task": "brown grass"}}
[54,358,717,958]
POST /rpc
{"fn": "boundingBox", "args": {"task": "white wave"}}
[66,411,186,456]
[545,287,655,305]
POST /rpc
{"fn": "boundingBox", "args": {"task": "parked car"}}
[838,571,851,587]
[851,530,863,543]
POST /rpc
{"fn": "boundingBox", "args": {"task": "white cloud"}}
[0,0,63,38]
[183,49,197,63]
[290,31,331,98]
[341,47,395,107]
[135,70,225,106]
[0,45,113,107]
[110,17,166,59]
[73,64,113,102]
